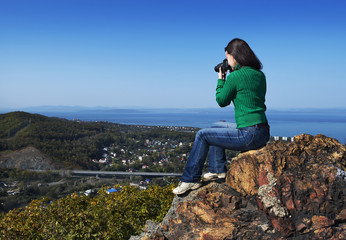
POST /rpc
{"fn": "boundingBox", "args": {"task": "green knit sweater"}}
[216,64,268,128]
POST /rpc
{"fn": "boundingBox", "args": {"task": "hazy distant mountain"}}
[1,105,346,115]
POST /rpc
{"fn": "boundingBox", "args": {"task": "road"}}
[32,169,182,178]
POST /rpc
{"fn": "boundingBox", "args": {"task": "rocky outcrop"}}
[0,146,55,170]
[132,134,346,239]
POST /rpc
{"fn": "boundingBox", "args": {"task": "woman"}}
[173,38,270,195]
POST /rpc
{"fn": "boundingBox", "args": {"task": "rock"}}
[133,134,346,239]
[0,146,55,170]
[226,134,345,238]
[135,182,278,240]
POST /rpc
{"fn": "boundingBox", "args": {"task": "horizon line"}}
[1,105,346,113]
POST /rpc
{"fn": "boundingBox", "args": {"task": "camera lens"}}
[214,63,222,72]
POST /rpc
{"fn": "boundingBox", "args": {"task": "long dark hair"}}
[225,38,262,70]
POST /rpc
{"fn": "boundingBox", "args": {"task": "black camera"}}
[214,58,232,78]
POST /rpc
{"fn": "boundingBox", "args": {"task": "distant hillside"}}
[0,111,119,169]
[0,111,197,172]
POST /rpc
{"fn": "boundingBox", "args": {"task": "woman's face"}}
[225,51,237,70]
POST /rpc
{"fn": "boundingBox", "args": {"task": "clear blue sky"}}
[1,0,345,110]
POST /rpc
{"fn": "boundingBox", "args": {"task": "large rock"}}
[226,133,345,238]
[0,146,55,170]
[132,134,345,239]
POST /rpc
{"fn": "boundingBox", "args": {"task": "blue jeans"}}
[181,121,270,183]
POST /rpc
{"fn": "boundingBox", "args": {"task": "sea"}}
[30,108,346,144]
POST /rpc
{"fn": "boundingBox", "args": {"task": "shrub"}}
[0,184,176,240]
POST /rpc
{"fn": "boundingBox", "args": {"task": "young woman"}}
[173,38,270,195]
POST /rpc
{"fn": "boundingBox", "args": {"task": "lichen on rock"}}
[257,173,288,218]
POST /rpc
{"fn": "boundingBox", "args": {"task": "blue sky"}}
[1,0,345,110]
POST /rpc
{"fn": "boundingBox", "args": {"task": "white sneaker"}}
[172,181,202,195]
[202,172,226,181]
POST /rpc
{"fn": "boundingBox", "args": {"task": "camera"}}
[214,58,232,78]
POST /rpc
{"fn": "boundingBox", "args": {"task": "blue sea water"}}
[38,109,346,144]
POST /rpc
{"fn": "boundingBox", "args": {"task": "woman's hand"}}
[218,67,224,80]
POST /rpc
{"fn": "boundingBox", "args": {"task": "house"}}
[7,190,20,196]
[106,188,119,194]
[99,158,108,164]
[84,189,92,196]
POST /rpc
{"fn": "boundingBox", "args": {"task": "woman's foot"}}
[202,172,226,181]
[173,181,202,195]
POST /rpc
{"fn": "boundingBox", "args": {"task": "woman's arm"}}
[215,73,237,107]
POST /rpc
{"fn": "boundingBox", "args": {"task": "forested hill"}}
[0,111,128,169]
[0,111,197,171]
